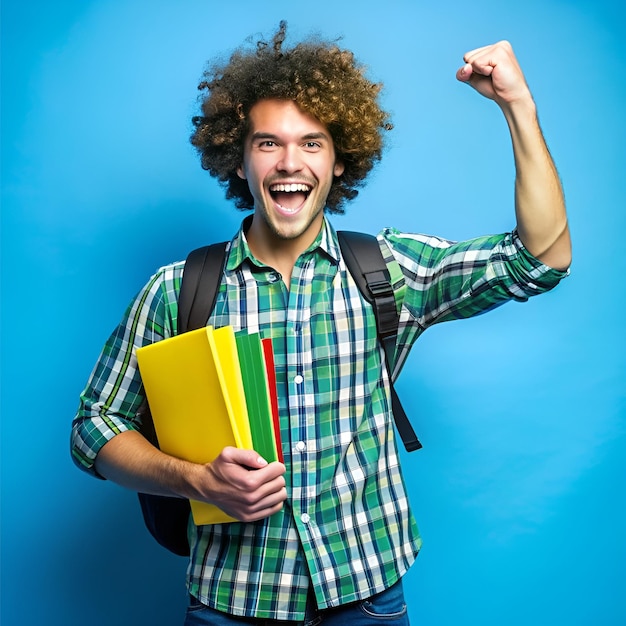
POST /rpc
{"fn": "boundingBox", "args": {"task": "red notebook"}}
[261,338,284,463]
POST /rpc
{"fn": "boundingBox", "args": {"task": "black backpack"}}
[137,231,421,556]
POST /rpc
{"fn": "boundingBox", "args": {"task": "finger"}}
[465,51,495,78]
[250,484,288,511]
[240,466,286,495]
[463,44,492,63]
[227,482,287,522]
[216,458,285,497]
[238,498,286,523]
[464,41,515,76]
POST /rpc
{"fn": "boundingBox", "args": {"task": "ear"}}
[237,164,246,180]
[334,161,345,177]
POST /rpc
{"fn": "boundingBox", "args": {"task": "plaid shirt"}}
[71,218,567,620]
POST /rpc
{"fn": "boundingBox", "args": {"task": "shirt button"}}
[267,272,281,283]
[294,374,304,385]
[300,513,310,524]
[295,441,306,452]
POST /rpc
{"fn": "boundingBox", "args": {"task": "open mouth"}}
[269,183,312,213]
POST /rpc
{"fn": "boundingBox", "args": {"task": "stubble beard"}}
[256,195,326,244]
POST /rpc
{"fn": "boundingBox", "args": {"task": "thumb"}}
[456,62,473,83]
[456,62,498,101]
[456,62,494,83]
[225,446,269,469]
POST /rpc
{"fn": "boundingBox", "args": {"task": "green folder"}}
[235,331,279,463]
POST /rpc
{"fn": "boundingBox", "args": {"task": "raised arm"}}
[456,41,572,271]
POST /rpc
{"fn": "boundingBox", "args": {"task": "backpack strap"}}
[136,242,229,558]
[337,231,422,452]
[178,242,229,332]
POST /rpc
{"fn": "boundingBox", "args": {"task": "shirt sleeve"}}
[70,263,183,476]
[380,228,569,330]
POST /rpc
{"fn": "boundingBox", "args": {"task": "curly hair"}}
[190,21,392,214]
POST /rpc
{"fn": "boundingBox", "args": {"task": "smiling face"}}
[237,99,345,258]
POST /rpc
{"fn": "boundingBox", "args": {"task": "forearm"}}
[503,97,571,271]
[94,430,202,498]
[457,41,572,271]
[94,430,288,522]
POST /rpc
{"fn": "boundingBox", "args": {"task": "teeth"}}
[269,183,311,193]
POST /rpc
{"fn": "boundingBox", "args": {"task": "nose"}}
[276,144,303,174]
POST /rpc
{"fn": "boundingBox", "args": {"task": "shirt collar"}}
[225,214,341,272]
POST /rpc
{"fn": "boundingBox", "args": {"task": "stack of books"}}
[136,326,283,525]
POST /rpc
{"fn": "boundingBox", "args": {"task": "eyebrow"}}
[250,131,330,142]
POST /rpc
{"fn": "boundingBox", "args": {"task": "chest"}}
[209,258,380,383]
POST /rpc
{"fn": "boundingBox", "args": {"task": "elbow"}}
[520,221,572,271]
[537,224,572,271]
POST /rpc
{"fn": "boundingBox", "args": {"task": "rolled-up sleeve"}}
[381,228,569,329]
[70,263,182,475]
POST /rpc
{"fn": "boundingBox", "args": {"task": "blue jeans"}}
[183,579,409,625]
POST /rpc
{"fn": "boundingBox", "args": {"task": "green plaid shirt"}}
[71,218,567,620]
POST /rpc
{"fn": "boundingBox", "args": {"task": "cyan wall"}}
[2,1,625,624]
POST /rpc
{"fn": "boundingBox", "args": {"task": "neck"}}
[249,242,298,286]
[245,214,323,283]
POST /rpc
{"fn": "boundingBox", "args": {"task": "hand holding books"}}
[193,445,287,523]
[136,326,285,524]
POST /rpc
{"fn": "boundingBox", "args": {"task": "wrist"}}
[500,93,537,126]
[175,459,217,503]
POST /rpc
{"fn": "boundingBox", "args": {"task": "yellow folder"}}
[211,327,253,450]
[136,326,249,525]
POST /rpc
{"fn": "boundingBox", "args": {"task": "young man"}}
[71,23,570,625]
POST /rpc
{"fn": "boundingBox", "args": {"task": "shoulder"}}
[149,259,185,290]
[379,227,456,256]
[127,259,186,319]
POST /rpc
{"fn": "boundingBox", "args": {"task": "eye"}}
[304,141,321,150]
[259,140,276,149]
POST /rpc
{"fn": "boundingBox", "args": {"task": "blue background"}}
[2,1,625,624]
